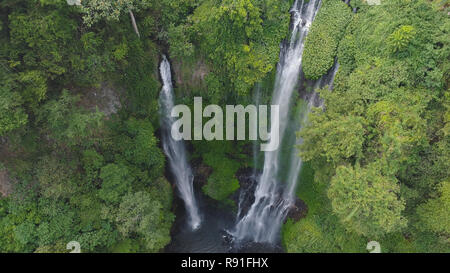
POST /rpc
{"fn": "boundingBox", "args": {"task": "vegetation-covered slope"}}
[0,0,290,252]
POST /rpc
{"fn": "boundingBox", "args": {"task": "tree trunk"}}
[129,10,140,38]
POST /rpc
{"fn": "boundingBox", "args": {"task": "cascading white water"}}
[282,62,339,207]
[159,56,201,230]
[232,0,325,243]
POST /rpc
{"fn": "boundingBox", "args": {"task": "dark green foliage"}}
[116,191,174,252]
[122,40,160,117]
[167,23,195,59]
[109,117,165,183]
[282,162,367,253]
[36,156,78,200]
[328,162,407,237]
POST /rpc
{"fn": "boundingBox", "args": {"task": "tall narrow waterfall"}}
[159,56,201,230]
[232,0,326,243]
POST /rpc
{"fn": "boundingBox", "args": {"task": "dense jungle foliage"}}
[285,0,449,252]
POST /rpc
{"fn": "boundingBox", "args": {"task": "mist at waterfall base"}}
[161,0,339,252]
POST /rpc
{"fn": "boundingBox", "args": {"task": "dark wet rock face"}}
[286,198,308,222]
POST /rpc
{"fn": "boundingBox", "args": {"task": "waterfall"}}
[231,0,326,243]
[283,61,339,205]
[159,56,201,230]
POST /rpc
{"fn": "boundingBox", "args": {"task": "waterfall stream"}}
[159,56,201,230]
[232,0,327,244]
[162,0,341,250]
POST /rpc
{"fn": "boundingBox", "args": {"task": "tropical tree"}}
[328,162,407,237]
